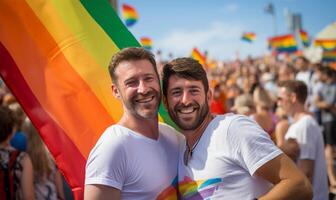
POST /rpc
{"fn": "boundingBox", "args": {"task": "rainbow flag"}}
[140,37,153,50]
[191,48,206,66]
[241,32,256,43]
[122,3,138,27]
[314,39,336,50]
[322,50,336,62]
[268,34,298,53]
[299,30,310,47]
[0,1,174,199]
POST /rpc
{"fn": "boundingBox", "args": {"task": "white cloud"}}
[155,21,246,60]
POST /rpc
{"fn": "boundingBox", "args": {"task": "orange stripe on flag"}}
[0,0,113,158]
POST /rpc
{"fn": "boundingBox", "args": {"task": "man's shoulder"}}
[214,113,252,128]
[159,123,184,141]
[96,125,130,145]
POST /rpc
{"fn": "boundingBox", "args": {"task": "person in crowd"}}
[22,119,65,200]
[162,57,312,199]
[278,80,328,200]
[314,66,336,192]
[231,93,255,116]
[274,106,289,147]
[84,47,181,199]
[0,106,34,199]
[251,86,277,141]
[8,102,28,151]
[210,83,226,114]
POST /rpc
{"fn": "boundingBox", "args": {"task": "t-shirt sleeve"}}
[228,115,283,176]
[287,120,316,160]
[85,129,127,190]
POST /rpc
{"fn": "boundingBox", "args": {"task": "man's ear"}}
[112,84,121,99]
[290,92,296,103]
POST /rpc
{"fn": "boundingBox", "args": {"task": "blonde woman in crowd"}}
[22,119,65,200]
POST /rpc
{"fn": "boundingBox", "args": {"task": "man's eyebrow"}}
[123,73,155,83]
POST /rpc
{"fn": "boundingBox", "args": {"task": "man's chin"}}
[136,109,158,119]
[176,121,198,131]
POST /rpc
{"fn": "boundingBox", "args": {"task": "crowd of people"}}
[1,47,336,199]
[0,85,66,199]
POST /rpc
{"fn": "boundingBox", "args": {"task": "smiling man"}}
[162,57,312,200]
[84,47,180,200]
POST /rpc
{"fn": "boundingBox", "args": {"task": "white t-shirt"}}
[178,114,283,200]
[85,123,182,200]
[285,115,328,200]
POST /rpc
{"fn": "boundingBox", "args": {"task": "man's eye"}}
[126,81,137,86]
[145,77,154,82]
[171,91,181,96]
[190,89,199,94]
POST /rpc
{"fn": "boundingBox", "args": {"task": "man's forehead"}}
[168,75,203,88]
[116,60,155,75]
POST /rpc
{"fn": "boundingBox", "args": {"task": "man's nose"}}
[137,80,149,94]
[181,91,192,105]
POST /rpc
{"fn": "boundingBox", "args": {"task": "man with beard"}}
[162,57,312,200]
[84,47,181,200]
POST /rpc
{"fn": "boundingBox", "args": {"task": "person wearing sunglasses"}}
[162,57,312,200]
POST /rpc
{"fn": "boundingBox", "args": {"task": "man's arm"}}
[84,184,121,200]
[298,159,314,183]
[278,138,300,162]
[255,154,312,200]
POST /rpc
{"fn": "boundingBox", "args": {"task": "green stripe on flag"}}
[80,0,140,49]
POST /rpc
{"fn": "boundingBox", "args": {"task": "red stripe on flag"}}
[0,42,86,199]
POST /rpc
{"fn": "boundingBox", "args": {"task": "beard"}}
[123,89,161,120]
[168,99,209,131]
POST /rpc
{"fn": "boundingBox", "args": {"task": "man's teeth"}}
[136,96,153,103]
[179,107,195,114]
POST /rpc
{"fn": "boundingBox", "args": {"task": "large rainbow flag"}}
[0,1,173,199]
[268,34,298,53]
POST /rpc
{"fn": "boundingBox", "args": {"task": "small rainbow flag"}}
[241,32,256,43]
[122,3,138,27]
[268,34,298,53]
[322,50,336,62]
[314,39,336,50]
[191,48,206,66]
[299,30,310,47]
[140,37,153,50]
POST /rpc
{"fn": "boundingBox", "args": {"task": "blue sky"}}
[117,0,336,60]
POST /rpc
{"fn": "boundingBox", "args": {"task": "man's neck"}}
[119,115,159,140]
[291,104,307,122]
[183,113,214,148]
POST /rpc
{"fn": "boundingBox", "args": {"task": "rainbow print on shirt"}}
[156,176,179,200]
[178,176,223,199]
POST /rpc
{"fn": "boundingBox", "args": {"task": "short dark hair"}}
[279,80,307,104]
[162,57,209,98]
[108,47,158,84]
[320,65,335,78]
[0,106,16,142]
